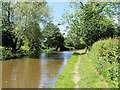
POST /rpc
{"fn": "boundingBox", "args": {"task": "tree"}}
[65,29,85,49]
[1,1,24,52]
[64,1,118,52]
[42,22,65,51]
[13,1,51,52]
[1,1,52,53]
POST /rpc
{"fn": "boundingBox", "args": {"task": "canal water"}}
[2,51,74,88]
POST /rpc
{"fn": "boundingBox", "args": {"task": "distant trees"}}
[64,29,85,49]
[64,1,119,52]
[25,21,42,52]
[42,22,65,51]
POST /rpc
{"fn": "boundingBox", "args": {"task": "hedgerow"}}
[88,37,119,88]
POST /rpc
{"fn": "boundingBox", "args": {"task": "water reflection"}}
[2,58,41,88]
[31,51,74,59]
[2,51,74,88]
[39,59,63,88]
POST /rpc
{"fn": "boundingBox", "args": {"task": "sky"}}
[47,1,118,34]
[47,2,74,34]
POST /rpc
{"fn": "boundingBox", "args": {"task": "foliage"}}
[42,22,65,51]
[0,1,51,54]
[87,38,119,88]
[55,38,119,88]
[97,38,119,87]
[64,36,85,49]
[1,2,23,52]
[55,49,109,88]
[25,21,42,52]
[64,1,119,51]
[0,46,32,60]
[78,51,110,88]
[0,47,21,60]
[0,1,53,59]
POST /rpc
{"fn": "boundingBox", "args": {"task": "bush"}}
[87,38,119,88]
[0,46,28,60]
[0,47,12,60]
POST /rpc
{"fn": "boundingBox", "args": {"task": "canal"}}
[2,51,74,88]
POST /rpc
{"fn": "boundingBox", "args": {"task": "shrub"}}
[0,46,28,60]
[88,38,119,88]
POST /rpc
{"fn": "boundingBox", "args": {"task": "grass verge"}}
[54,50,82,88]
[54,38,119,88]
[78,37,119,88]
[78,54,110,88]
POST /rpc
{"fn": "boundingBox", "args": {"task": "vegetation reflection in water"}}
[2,51,74,88]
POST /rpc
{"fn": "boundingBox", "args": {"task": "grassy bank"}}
[54,50,83,88]
[54,49,109,88]
[78,38,119,88]
[85,37,119,88]
[78,53,110,88]
[54,37,119,88]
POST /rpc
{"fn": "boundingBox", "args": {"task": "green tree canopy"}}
[1,1,52,53]
[64,1,119,52]
[42,22,65,51]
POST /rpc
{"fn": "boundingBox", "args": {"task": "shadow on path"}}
[74,52,85,55]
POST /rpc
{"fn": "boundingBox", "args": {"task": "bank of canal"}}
[1,51,74,88]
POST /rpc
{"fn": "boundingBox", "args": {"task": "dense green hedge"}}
[87,37,119,88]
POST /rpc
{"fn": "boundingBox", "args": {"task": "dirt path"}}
[72,54,81,88]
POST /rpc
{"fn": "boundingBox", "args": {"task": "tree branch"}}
[80,2,84,9]
[96,3,108,15]
[17,39,23,51]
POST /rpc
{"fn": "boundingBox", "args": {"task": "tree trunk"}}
[56,46,59,51]
[12,38,18,53]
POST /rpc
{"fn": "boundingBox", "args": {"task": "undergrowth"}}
[86,37,119,88]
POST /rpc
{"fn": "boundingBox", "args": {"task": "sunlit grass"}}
[78,37,119,88]
[54,50,82,88]
[78,54,110,88]
[54,49,109,88]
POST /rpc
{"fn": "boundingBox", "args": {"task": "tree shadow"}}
[80,52,86,55]
[73,52,80,55]
[73,52,86,55]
